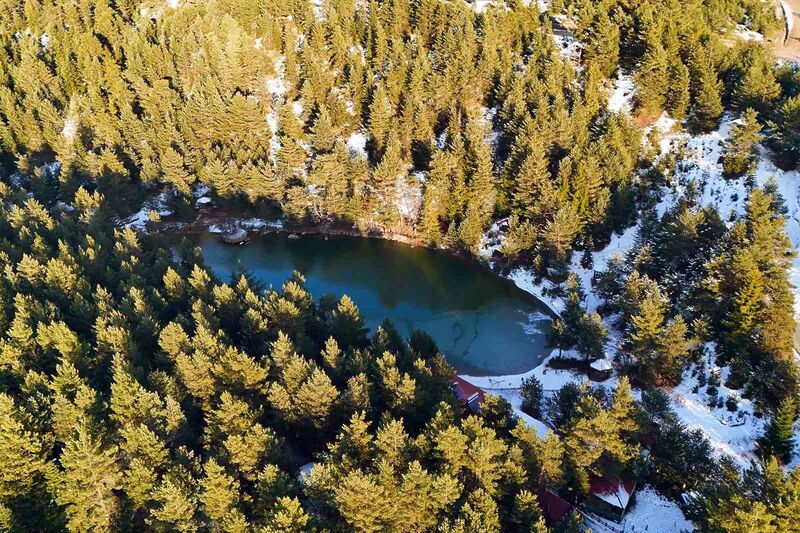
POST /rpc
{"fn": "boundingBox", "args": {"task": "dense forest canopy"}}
[0,186,794,531]
[1,0,800,531]
[0,0,795,262]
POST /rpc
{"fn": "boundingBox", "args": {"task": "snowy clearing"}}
[607,73,635,115]
[733,25,764,42]
[615,486,694,533]
[122,193,172,230]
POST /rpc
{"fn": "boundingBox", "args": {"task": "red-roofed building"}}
[587,475,637,521]
[537,487,573,527]
[451,376,485,414]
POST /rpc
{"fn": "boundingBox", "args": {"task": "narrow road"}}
[774,0,800,62]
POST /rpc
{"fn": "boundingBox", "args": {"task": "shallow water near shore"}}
[196,232,553,375]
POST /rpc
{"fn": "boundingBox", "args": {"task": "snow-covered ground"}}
[553,31,582,62]
[669,350,765,468]
[616,486,694,533]
[607,73,635,115]
[208,217,284,233]
[346,132,367,160]
[733,24,764,42]
[469,110,800,517]
[121,192,172,230]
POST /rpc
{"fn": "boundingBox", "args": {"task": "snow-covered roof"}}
[296,462,315,483]
[590,476,635,510]
[590,359,613,371]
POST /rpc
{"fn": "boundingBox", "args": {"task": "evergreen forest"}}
[1,0,800,531]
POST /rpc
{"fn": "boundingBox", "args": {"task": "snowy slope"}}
[657,114,800,317]
[475,110,800,470]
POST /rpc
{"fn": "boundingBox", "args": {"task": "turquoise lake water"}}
[197,232,552,375]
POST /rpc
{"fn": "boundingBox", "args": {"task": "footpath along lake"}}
[197,232,553,376]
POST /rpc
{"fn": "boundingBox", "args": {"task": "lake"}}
[196,232,553,376]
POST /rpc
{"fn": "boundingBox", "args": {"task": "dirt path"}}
[773,0,800,63]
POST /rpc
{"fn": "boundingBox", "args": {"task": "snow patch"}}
[346,132,368,160]
[607,73,634,115]
[266,58,287,96]
[396,175,422,223]
[669,359,765,468]
[62,117,77,141]
[208,218,284,234]
[123,193,172,230]
[733,25,764,42]
[553,30,582,62]
[616,487,693,533]
[193,183,210,199]
[471,0,495,13]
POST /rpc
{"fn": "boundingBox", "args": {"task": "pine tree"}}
[149,476,198,532]
[768,95,800,167]
[262,496,309,532]
[201,459,245,529]
[520,376,544,419]
[368,83,392,156]
[56,425,123,532]
[666,60,691,120]
[759,397,797,464]
[372,132,406,227]
[544,205,580,264]
[0,394,46,500]
[722,108,762,178]
[511,489,543,532]
[691,64,723,132]
[513,138,552,220]
[625,291,664,362]
[331,295,368,348]
[634,43,669,117]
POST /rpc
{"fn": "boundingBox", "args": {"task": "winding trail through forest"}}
[774,0,800,62]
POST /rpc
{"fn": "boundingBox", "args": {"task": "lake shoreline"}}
[162,209,561,323]
[182,224,557,376]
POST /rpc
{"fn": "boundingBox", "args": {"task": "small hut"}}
[451,376,485,415]
[588,358,613,381]
[221,227,249,245]
[586,475,637,522]
[195,196,213,209]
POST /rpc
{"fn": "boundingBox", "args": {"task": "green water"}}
[197,232,553,376]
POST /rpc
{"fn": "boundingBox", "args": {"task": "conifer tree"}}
[520,376,544,419]
[149,477,198,532]
[759,396,797,464]
[0,394,46,501]
[201,459,246,529]
[722,108,762,178]
[768,95,800,167]
[691,64,724,132]
[56,425,123,532]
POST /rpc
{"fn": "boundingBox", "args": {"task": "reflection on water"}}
[196,232,553,375]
